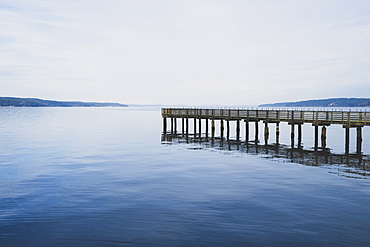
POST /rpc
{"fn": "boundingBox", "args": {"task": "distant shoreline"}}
[0,97,128,107]
[259,98,370,108]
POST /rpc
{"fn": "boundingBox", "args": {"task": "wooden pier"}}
[162,108,370,154]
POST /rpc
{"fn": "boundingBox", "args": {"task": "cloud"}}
[1,0,370,105]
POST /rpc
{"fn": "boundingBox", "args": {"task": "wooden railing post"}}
[347,112,350,127]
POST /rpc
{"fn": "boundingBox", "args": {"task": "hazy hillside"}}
[259,98,370,107]
[0,97,128,107]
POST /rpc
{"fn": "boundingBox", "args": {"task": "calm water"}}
[0,107,370,246]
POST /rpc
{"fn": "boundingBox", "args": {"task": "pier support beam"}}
[314,125,319,150]
[220,119,224,138]
[211,119,215,138]
[345,127,350,154]
[186,117,189,136]
[264,122,269,145]
[357,127,363,155]
[321,126,327,148]
[298,124,302,149]
[276,122,280,145]
[245,121,249,143]
[171,118,174,134]
[199,118,202,137]
[163,117,167,133]
[193,117,197,137]
[205,119,209,138]
[236,120,240,141]
[255,121,259,144]
[290,123,295,148]
[182,118,184,135]
[227,120,230,140]
[174,118,177,134]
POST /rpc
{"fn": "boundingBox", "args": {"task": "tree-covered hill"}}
[259,98,370,107]
[0,97,127,107]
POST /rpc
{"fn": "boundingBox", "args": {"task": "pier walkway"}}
[162,108,370,154]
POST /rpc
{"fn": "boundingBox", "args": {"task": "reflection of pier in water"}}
[161,133,370,179]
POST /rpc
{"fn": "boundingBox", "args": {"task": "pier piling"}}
[290,123,295,148]
[255,121,259,144]
[182,118,184,135]
[205,119,209,137]
[357,127,363,154]
[171,117,174,134]
[298,124,302,148]
[321,126,327,148]
[314,125,319,150]
[220,119,224,138]
[211,119,215,138]
[199,118,202,136]
[264,122,269,145]
[227,120,230,140]
[345,127,350,154]
[174,118,177,134]
[236,120,240,141]
[245,121,249,143]
[186,117,189,136]
[163,117,167,133]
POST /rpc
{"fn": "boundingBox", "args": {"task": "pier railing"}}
[162,108,370,127]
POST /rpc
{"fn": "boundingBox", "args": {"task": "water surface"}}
[0,107,370,246]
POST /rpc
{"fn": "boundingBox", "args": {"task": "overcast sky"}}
[1,0,370,106]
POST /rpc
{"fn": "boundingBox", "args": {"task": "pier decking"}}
[162,108,370,154]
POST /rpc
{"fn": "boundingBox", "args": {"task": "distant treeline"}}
[0,97,128,107]
[259,98,370,107]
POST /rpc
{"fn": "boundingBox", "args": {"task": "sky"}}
[1,0,370,106]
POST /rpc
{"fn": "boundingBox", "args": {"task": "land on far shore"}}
[259,98,370,108]
[0,97,128,107]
